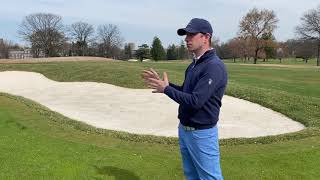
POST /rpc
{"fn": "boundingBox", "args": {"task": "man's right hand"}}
[141,68,160,82]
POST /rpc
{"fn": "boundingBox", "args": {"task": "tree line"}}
[215,7,320,66]
[0,5,319,65]
[17,13,125,59]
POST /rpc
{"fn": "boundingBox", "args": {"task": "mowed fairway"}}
[0,59,320,179]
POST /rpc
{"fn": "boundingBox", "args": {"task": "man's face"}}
[185,32,209,53]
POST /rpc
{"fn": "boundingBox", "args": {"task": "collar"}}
[193,48,215,64]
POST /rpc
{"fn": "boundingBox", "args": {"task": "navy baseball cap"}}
[177,18,213,36]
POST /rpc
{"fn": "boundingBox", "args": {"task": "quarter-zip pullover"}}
[164,49,228,129]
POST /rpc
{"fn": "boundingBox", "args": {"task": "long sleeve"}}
[169,82,183,91]
[164,65,224,110]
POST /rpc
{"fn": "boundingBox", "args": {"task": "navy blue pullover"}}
[164,49,228,129]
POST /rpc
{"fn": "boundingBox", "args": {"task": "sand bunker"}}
[0,71,304,138]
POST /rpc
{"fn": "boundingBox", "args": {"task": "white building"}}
[8,48,42,59]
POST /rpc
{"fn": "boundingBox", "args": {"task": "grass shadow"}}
[94,165,140,180]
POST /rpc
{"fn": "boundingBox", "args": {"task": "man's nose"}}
[185,36,189,42]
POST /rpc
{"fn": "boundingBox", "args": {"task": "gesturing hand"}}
[141,68,169,93]
[141,68,160,81]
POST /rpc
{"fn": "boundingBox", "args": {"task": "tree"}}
[262,32,277,61]
[285,39,299,57]
[177,40,189,60]
[226,38,241,62]
[285,39,317,62]
[0,39,4,58]
[123,43,133,60]
[68,21,94,56]
[18,13,66,57]
[215,42,232,60]
[296,5,320,66]
[295,40,317,63]
[276,42,289,63]
[167,44,178,60]
[135,44,150,62]
[211,36,220,48]
[276,47,284,63]
[225,37,253,62]
[0,39,16,59]
[0,39,7,58]
[239,8,278,64]
[150,36,166,61]
[97,24,124,58]
[211,36,224,59]
[87,42,100,57]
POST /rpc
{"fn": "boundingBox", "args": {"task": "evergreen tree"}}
[124,43,132,60]
[167,44,178,60]
[178,40,188,60]
[262,32,276,60]
[135,44,150,62]
[150,36,166,61]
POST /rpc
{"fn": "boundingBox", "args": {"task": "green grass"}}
[0,94,183,179]
[0,60,320,179]
[223,57,319,66]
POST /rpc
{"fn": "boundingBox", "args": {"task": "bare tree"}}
[225,38,240,62]
[0,39,17,59]
[18,13,66,57]
[295,40,317,63]
[285,39,317,62]
[226,37,254,62]
[239,8,279,64]
[276,42,289,63]
[0,39,6,59]
[68,21,94,56]
[97,24,124,58]
[296,5,320,66]
[211,36,220,47]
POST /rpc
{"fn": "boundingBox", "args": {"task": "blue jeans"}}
[178,124,223,180]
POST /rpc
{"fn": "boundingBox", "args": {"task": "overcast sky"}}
[0,0,319,47]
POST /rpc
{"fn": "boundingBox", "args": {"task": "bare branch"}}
[238,8,279,63]
[18,13,66,57]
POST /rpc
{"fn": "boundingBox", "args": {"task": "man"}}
[142,18,227,180]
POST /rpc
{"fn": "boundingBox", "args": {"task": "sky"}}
[0,0,319,48]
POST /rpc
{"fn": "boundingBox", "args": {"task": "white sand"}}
[0,71,305,139]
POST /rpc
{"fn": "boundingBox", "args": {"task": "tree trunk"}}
[254,49,258,64]
[317,41,320,66]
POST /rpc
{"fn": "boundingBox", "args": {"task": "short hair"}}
[201,33,212,47]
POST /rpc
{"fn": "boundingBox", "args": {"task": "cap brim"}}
[177,27,199,36]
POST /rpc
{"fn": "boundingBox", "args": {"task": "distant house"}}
[8,48,44,59]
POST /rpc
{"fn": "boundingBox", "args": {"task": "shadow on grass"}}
[94,165,140,180]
